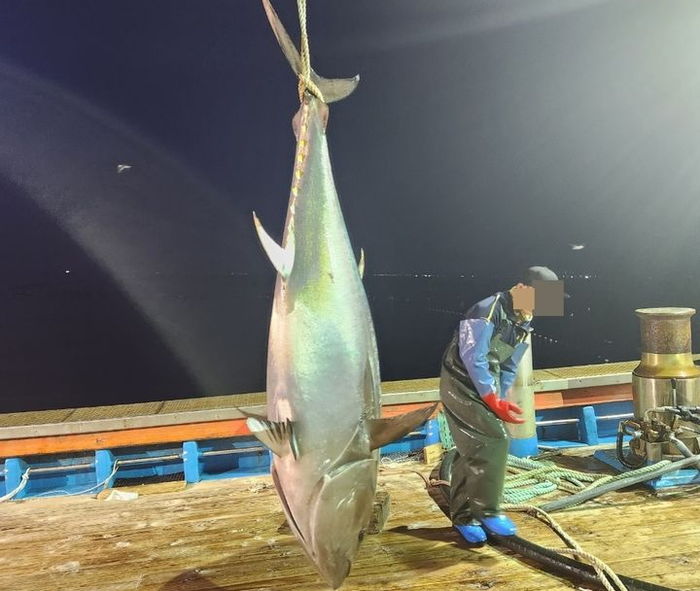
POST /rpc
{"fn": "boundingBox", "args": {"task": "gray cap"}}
[523,266,559,285]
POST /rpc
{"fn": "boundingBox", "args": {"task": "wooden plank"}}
[0,384,638,457]
[535,383,632,410]
[534,391,564,409]
[0,402,439,457]
[0,419,253,456]
[0,382,637,457]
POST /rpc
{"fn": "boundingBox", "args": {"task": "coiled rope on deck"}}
[502,453,669,505]
[437,410,669,505]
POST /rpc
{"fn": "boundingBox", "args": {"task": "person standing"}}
[439,266,559,543]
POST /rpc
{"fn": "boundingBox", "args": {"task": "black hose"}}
[430,448,694,591]
[491,534,681,591]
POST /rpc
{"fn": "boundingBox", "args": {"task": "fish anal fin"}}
[368,404,438,451]
[358,248,365,279]
[246,416,299,459]
[252,211,294,279]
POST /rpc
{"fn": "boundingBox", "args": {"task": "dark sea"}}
[3,269,698,413]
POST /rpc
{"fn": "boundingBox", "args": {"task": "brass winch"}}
[618,308,700,467]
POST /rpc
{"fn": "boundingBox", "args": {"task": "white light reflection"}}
[0,60,247,394]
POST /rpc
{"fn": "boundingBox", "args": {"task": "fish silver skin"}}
[249,2,436,588]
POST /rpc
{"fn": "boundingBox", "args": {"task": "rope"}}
[296,0,324,102]
[437,411,672,506]
[505,504,628,591]
[34,460,122,498]
[431,414,676,590]
[415,465,628,591]
[0,468,31,502]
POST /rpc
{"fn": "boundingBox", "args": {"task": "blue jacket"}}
[443,291,530,398]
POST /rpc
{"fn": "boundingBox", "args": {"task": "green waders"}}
[439,327,517,525]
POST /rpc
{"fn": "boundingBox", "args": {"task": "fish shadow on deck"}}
[155,525,498,591]
[160,570,230,591]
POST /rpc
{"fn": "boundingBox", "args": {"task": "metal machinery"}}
[618,307,700,467]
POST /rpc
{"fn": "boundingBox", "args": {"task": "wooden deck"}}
[1,448,698,590]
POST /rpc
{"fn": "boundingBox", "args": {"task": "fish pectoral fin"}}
[368,404,438,451]
[261,0,359,103]
[252,211,295,279]
[246,416,299,460]
[358,248,365,279]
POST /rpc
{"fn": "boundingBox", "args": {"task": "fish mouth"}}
[317,557,352,590]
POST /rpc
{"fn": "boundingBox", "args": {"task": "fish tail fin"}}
[261,0,359,103]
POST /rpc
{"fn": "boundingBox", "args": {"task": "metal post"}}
[506,333,538,457]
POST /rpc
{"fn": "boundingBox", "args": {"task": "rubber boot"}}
[454,520,487,544]
[479,514,517,536]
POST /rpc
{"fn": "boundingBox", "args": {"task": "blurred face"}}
[510,283,534,317]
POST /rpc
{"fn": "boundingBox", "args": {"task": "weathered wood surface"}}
[366,491,391,535]
[0,454,699,591]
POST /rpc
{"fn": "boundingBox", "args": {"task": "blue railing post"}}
[183,441,201,483]
[95,450,116,490]
[423,418,441,446]
[5,458,29,499]
[577,406,599,445]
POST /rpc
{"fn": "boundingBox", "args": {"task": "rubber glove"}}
[482,393,525,424]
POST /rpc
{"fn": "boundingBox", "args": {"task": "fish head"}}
[305,458,378,589]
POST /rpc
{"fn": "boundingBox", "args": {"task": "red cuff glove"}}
[482,393,525,424]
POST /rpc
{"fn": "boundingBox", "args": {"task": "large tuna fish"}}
[247,1,436,588]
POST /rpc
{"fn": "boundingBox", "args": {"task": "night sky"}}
[1,0,700,412]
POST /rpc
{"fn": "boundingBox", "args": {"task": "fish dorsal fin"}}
[252,211,295,279]
[246,416,299,459]
[368,404,438,451]
[358,248,365,279]
[261,0,359,103]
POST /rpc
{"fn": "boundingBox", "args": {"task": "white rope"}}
[33,460,122,498]
[505,503,628,591]
[0,468,31,502]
